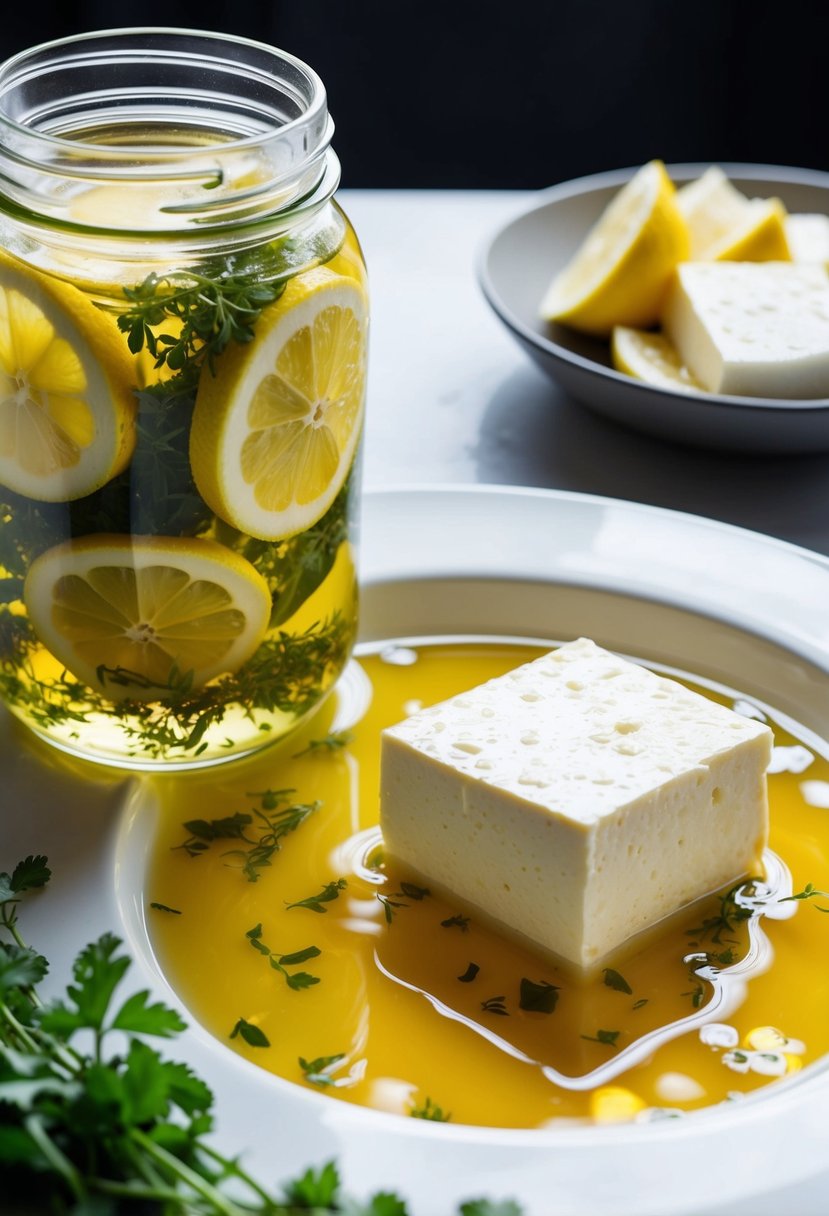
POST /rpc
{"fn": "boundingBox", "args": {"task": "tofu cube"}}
[380,638,772,970]
[662,261,829,398]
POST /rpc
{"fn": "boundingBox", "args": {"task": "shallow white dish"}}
[4,483,829,1216]
[478,163,829,454]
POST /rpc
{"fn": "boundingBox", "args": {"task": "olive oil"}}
[147,641,829,1127]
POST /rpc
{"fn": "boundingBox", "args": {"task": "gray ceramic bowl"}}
[478,163,829,453]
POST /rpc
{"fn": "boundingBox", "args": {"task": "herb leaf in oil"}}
[287,878,348,913]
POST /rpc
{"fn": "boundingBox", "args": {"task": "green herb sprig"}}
[0,855,524,1214]
[410,1096,451,1122]
[287,878,348,913]
[780,882,829,912]
[245,923,321,991]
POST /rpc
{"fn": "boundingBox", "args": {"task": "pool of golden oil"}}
[146,641,829,1127]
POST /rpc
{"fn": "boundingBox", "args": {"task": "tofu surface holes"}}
[379,638,773,970]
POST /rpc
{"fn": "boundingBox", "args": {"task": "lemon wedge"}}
[539,160,689,336]
[611,325,704,393]
[0,252,136,502]
[677,166,790,261]
[190,266,368,540]
[24,534,271,699]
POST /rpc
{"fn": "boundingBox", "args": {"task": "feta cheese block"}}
[662,261,829,398]
[785,213,829,268]
[379,637,773,971]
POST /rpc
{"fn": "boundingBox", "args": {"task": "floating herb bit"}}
[602,968,633,995]
[518,978,560,1014]
[293,730,354,758]
[411,1096,451,1122]
[245,923,321,990]
[632,998,649,1010]
[481,995,509,1016]
[287,878,348,913]
[581,1029,620,1047]
[174,811,253,856]
[682,978,705,1009]
[230,1017,270,1048]
[396,881,431,901]
[686,877,763,946]
[149,902,182,915]
[299,1053,346,1087]
[377,893,407,924]
[458,962,480,983]
[780,882,829,912]
[442,914,471,931]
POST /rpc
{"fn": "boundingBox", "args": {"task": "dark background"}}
[2,0,828,189]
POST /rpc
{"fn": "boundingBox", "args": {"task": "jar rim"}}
[0,26,328,155]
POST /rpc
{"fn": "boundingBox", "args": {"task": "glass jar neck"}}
[0,28,340,261]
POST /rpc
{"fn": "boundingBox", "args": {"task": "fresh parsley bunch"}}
[0,856,521,1215]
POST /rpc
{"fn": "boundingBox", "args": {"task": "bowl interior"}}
[484,165,829,375]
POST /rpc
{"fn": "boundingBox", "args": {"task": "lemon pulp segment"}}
[24,535,272,699]
[539,160,689,336]
[190,267,368,540]
[677,167,790,262]
[0,252,135,501]
[611,326,704,393]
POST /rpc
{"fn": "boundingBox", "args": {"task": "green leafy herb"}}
[458,962,480,983]
[410,1096,451,1122]
[298,1053,346,1087]
[287,877,348,913]
[293,730,353,759]
[681,978,705,1009]
[460,1203,523,1216]
[377,894,407,924]
[780,882,829,912]
[174,810,253,856]
[481,995,509,1016]
[707,947,737,968]
[581,1029,620,1047]
[441,914,470,931]
[398,881,430,900]
[117,253,288,389]
[686,877,763,946]
[518,978,559,1014]
[245,923,321,991]
[230,1017,271,1048]
[632,998,649,1010]
[602,968,632,995]
[149,902,182,915]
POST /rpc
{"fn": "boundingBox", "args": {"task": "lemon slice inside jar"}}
[190,266,368,540]
[0,251,136,502]
[24,534,272,699]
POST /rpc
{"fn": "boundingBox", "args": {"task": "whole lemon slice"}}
[0,251,136,502]
[190,266,368,540]
[611,326,703,393]
[539,160,689,336]
[24,534,272,699]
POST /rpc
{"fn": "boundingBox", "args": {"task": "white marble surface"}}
[341,189,829,1215]
[342,188,829,558]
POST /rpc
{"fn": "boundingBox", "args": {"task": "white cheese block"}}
[785,213,829,268]
[662,261,829,398]
[380,638,772,971]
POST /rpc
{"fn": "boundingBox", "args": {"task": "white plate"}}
[5,484,829,1216]
[478,163,829,454]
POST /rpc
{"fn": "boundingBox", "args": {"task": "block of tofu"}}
[785,213,829,268]
[662,261,829,398]
[380,638,772,971]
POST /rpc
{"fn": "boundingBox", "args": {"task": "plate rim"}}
[477,160,829,414]
[9,482,829,1216]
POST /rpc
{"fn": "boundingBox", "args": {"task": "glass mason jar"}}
[0,29,367,769]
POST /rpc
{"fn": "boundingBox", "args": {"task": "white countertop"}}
[342,188,829,558]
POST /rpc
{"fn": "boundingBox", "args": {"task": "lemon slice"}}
[24,534,271,699]
[611,326,704,393]
[0,252,136,502]
[190,266,368,540]
[539,161,689,336]
[677,167,790,261]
